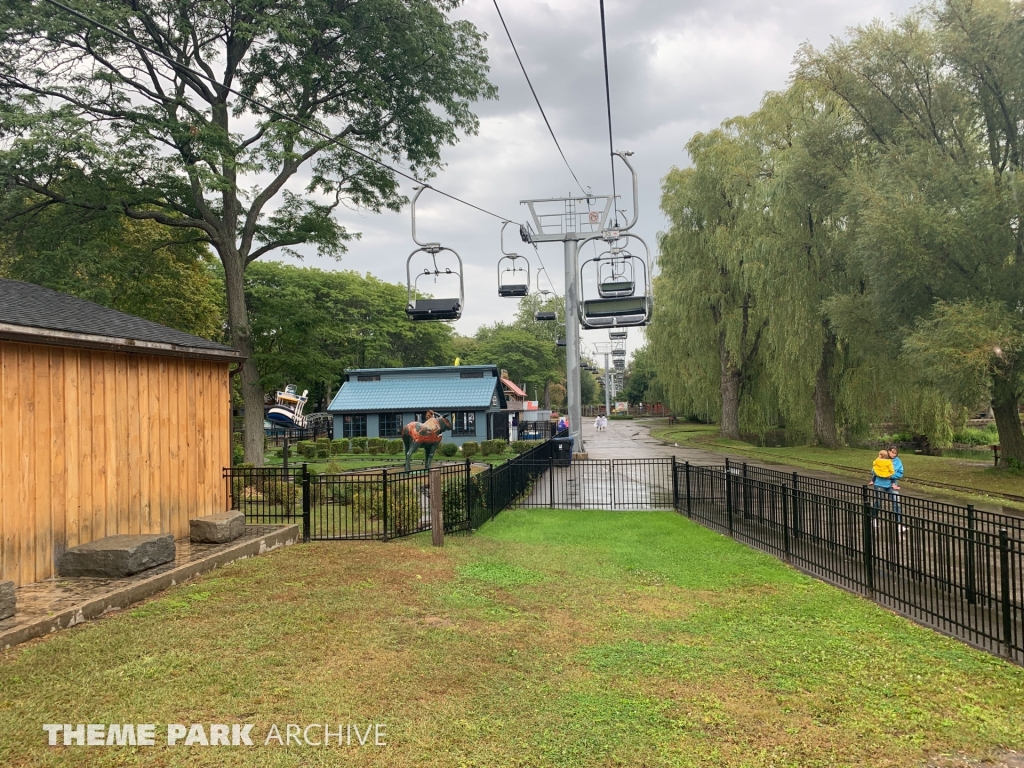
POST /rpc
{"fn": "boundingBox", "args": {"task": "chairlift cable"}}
[42,0,519,226]
[491,0,588,197]
[598,0,618,226]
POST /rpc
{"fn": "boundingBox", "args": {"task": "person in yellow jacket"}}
[872,450,895,487]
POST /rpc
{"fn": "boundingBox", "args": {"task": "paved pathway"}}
[580,419,1019,517]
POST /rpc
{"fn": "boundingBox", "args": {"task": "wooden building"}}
[0,279,242,587]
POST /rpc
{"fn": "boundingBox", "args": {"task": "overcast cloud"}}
[277,0,910,359]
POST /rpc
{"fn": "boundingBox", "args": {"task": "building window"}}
[342,414,367,438]
[357,375,380,382]
[452,411,476,436]
[460,371,483,379]
[379,413,403,438]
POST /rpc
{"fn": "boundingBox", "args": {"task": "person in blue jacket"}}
[887,445,904,525]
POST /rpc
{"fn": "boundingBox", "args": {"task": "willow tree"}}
[653,123,774,438]
[0,0,495,464]
[799,0,1024,461]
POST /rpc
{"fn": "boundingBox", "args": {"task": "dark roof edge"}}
[343,364,499,376]
[0,323,244,362]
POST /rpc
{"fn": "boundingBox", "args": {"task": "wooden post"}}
[430,467,444,547]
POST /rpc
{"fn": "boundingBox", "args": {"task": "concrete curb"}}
[1,525,299,652]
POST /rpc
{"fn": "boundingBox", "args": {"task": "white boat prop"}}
[267,384,309,429]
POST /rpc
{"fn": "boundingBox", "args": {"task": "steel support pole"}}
[564,237,584,453]
[604,352,611,418]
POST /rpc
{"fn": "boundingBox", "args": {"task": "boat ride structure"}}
[267,384,309,429]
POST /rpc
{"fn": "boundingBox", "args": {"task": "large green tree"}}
[0,193,223,337]
[245,261,453,411]
[653,123,774,438]
[0,0,495,463]
[799,0,1024,461]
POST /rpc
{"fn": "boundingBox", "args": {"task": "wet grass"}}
[1,509,1023,766]
[650,422,1024,512]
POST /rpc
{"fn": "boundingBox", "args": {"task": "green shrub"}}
[367,438,385,455]
[296,440,317,459]
[331,438,349,455]
[952,426,999,446]
[351,437,368,454]
[232,443,245,465]
[461,441,480,458]
[479,440,495,456]
[438,442,458,457]
[315,438,331,458]
[510,440,533,455]
[388,439,404,455]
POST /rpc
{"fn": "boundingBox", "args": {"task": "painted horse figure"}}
[401,410,453,472]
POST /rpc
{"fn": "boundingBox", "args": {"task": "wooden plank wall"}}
[0,341,230,587]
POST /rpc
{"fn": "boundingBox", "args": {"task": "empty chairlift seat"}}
[406,296,462,321]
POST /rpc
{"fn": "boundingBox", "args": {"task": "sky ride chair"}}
[405,186,465,322]
[577,233,653,330]
[533,266,558,321]
[497,222,531,298]
[608,329,628,340]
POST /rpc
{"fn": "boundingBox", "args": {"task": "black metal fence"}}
[679,461,1023,663]
[224,449,1024,663]
[224,439,557,542]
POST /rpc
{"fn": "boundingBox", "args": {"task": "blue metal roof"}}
[329,375,502,413]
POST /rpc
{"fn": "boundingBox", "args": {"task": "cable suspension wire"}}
[491,0,588,197]
[598,0,618,224]
[41,0,519,225]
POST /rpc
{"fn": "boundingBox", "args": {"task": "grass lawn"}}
[649,421,1024,511]
[2,510,1023,767]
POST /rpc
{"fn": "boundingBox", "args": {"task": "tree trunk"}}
[543,381,550,410]
[991,372,1024,465]
[720,333,741,439]
[222,249,265,466]
[813,329,840,448]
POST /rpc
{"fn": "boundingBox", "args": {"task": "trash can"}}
[552,436,574,467]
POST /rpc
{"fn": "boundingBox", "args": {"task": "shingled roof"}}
[0,279,240,361]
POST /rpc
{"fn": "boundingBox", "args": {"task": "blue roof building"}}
[327,365,508,445]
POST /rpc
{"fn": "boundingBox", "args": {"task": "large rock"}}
[190,511,246,544]
[60,534,175,578]
[0,581,14,620]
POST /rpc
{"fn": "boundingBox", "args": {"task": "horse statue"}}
[401,410,453,472]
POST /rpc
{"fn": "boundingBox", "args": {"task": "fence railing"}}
[224,439,556,542]
[679,461,1023,662]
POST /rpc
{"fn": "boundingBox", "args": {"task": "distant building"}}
[0,279,241,587]
[327,365,509,446]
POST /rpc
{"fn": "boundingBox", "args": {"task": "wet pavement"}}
[579,418,1020,517]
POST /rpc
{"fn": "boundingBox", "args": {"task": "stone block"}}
[60,534,175,578]
[190,511,246,544]
[0,580,14,620]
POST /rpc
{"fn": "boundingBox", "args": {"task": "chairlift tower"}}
[520,151,640,452]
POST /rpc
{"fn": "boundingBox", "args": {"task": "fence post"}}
[725,464,734,537]
[782,481,791,562]
[301,463,310,543]
[791,471,800,539]
[671,455,679,512]
[742,462,749,519]
[430,468,444,548]
[282,437,290,479]
[965,504,976,605]
[684,461,692,518]
[861,485,874,596]
[381,469,389,542]
[999,529,1012,656]
[465,458,472,526]
[549,454,555,507]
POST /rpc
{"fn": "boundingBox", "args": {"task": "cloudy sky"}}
[282,0,910,358]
